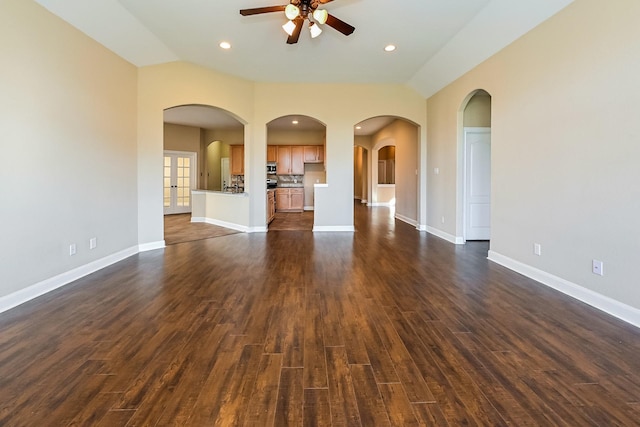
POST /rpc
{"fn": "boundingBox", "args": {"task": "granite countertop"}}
[277,183,303,188]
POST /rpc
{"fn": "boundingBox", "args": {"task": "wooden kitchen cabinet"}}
[304,145,324,163]
[290,188,304,210]
[275,188,303,212]
[267,190,276,223]
[230,145,244,175]
[276,146,304,175]
[267,145,277,163]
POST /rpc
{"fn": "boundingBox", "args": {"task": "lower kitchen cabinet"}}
[275,188,303,212]
[267,190,276,223]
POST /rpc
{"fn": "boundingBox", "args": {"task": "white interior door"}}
[164,151,197,215]
[464,128,491,240]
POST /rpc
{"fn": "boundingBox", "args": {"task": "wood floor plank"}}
[244,353,284,427]
[274,368,304,426]
[303,388,332,427]
[367,306,434,403]
[303,292,328,389]
[350,364,391,426]
[325,346,361,426]
[378,383,421,426]
[0,203,639,425]
[410,402,450,427]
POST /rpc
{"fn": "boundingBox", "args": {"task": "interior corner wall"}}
[0,0,138,299]
[426,0,640,311]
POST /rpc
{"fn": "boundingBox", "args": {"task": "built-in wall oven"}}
[267,162,277,188]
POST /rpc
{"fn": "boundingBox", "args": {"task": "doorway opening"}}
[458,90,492,242]
[266,115,326,231]
[353,116,419,229]
[162,104,246,243]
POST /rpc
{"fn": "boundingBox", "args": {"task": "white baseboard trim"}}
[417,224,428,232]
[191,217,249,233]
[368,202,395,207]
[0,245,139,314]
[139,240,165,252]
[304,206,314,211]
[488,250,640,329]
[250,226,268,233]
[425,226,465,245]
[395,214,417,227]
[313,225,356,232]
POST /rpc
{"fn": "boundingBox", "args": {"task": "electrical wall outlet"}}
[592,259,604,276]
[441,216,445,224]
[69,243,77,256]
[90,237,97,250]
[534,243,542,256]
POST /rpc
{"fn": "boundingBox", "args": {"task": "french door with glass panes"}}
[163,151,197,215]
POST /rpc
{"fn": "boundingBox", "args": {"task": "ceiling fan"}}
[240,0,355,44]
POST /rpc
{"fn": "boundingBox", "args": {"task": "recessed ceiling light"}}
[384,44,396,52]
[292,120,299,125]
[355,126,362,130]
[219,41,231,50]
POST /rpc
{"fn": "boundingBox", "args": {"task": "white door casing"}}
[164,151,197,215]
[464,128,491,240]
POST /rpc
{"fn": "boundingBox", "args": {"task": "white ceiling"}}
[34,0,574,132]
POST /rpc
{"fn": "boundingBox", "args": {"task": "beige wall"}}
[267,129,325,146]
[137,67,427,237]
[164,123,201,152]
[137,62,255,242]
[253,83,427,229]
[427,0,640,310]
[202,128,242,190]
[0,0,138,299]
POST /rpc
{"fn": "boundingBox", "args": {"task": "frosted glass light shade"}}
[282,20,296,36]
[309,22,322,38]
[313,9,328,24]
[285,4,300,20]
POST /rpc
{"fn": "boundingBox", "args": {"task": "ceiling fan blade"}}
[286,18,304,44]
[325,14,355,36]
[240,5,286,16]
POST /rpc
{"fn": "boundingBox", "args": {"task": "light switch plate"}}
[592,259,604,276]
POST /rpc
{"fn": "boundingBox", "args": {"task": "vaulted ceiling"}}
[35,0,574,98]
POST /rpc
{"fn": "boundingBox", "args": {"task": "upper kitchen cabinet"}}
[231,144,244,175]
[304,145,324,164]
[267,145,277,163]
[277,145,304,175]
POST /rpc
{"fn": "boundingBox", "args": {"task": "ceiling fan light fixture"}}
[312,9,328,25]
[285,4,300,20]
[282,20,296,36]
[309,22,322,38]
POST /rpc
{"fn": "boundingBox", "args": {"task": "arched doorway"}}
[266,115,326,230]
[457,90,492,242]
[354,116,419,227]
[162,104,247,245]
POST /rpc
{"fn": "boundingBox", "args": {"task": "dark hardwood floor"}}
[1,203,640,426]
[164,213,240,245]
[268,211,314,231]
